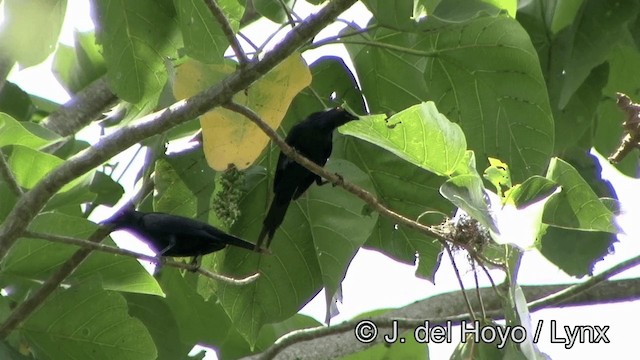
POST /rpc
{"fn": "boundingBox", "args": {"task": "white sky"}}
[5,1,640,359]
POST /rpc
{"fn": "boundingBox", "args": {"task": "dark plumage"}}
[102,208,258,258]
[256,107,358,250]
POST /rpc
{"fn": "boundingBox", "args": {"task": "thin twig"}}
[474,264,486,319]
[22,230,259,285]
[204,0,250,67]
[444,243,476,321]
[222,101,455,246]
[0,149,23,196]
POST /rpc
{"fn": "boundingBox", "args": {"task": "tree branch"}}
[0,149,22,196]
[244,276,640,360]
[41,77,117,136]
[204,0,250,67]
[529,253,640,310]
[22,230,259,285]
[0,0,359,261]
[222,102,461,247]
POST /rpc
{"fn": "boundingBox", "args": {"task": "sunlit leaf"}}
[23,284,157,360]
[340,102,467,177]
[173,54,312,170]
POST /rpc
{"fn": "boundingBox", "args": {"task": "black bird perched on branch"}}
[256,107,358,250]
[102,208,260,262]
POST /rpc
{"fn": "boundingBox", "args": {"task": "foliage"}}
[0,0,637,359]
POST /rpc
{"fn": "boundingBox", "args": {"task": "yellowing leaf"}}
[173,54,312,170]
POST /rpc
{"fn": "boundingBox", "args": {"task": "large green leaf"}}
[0,114,60,149]
[0,0,67,67]
[52,31,107,93]
[557,0,639,108]
[173,0,243,63]
[594,45,640,176]
[0,83,36,122]
[22,284,157,360]
[340,102,467,177]
[253,0,294,23]
[156,271,233,355]
[335,137,446,281]
[347,12,554,182]
[154,148,218,224]
[2,212,163,296]
[538,225,614,277]
[361,0,415,30]
[124,293,193,360]
[213,159,376,344]
[542,158,617,233]
[92,0,179,103]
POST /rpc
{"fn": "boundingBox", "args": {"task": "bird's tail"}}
[255,199,291,251]
[217,231,266,253]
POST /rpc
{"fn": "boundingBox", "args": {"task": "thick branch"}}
[0,149,22,196]
[41,77,117,136]
[204,0,250,66]
[245,277,640,360]
[0,0,358,260]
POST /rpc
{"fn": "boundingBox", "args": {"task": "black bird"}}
[102,208,260,261]
[256,107,358,250]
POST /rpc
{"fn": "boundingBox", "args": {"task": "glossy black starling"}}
[103,208,259,258]
[256,107,358,250]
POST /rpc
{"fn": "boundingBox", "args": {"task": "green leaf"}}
[0,0,67,67]
[254,314,322,353]
[440,174,498,233]
[0,114,60,149]
[0,83,35,121]
[308,160,378,322]
[93,0,179,103]
[594,46,640,176]
[213,159,377,343]
[340,102,467,177]
[432,0,503,21]
[22,283,157,360]
[553,62,608,155]
[542,158,617,233]
[3,212,163,296]
[124,293,193,360]
[153,148,224,228]
[348,13,554,182]
[157,271,233,354]
[173,0,243,63]
[52,31,107,93]
[538,225,614,277]
[6,145,63,189]
[361,0,416,30]
[549,0,585,34]
[558,0,639,108]
[507,176,558,209]
[483,157,512,197]
[253,0,294,23]
[335,137,446,281]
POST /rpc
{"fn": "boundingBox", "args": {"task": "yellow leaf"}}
[173,54,312,170]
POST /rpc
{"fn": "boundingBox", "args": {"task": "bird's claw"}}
[332,172,344,187]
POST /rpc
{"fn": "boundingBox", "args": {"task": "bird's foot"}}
[332,172,344,187]
[188,256,201,272]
